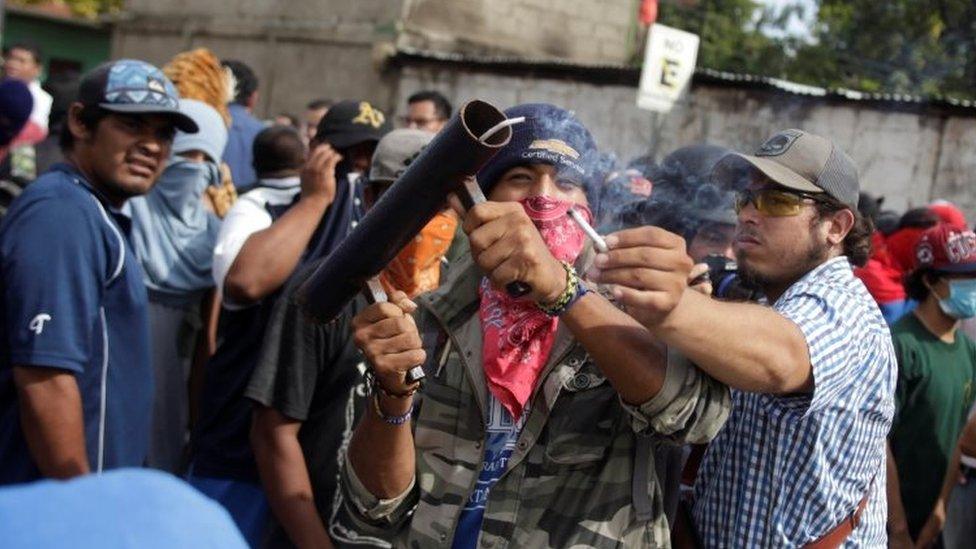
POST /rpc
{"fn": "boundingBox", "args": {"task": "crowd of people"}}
[0,43,974,549]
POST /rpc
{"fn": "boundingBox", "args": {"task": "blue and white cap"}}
[78,59,198,133]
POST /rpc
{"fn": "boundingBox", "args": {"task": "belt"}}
[802,493,870,549]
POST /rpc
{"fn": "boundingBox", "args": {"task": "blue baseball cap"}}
[78,59,198,133]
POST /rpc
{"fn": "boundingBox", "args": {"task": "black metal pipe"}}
[296,99,512,324]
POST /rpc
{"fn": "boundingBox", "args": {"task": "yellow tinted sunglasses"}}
[734,188,822,217]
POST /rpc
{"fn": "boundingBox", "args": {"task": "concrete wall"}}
[113,0,407,117]
[395,63,976,217]
[113,0,640,117]
[123,0,400,20]
[398,0,638,64]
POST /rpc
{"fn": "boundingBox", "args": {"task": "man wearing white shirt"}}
[190,104,389,544]
[3,43,52,145]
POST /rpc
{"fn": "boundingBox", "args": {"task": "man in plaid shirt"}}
[595,129,896,547]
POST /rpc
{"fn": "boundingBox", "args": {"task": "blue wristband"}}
[538,262,590,316]
[564,279,590,313]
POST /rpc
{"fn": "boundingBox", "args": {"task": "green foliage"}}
[10,0,124,19]
[655,0,976,100]
[656,0,798,77]
[794,0,976,99]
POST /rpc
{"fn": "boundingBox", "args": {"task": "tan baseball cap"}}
[713,129,860,209]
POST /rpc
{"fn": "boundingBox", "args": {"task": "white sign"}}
[637,23,700,113]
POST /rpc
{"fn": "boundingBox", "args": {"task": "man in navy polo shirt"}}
[221,60,265,190]
[0,59,198,484]
[188,101,389,546]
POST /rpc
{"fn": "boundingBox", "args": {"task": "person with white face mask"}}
[887,223,976,548]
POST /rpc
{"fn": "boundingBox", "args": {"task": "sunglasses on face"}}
[734,187,824,217]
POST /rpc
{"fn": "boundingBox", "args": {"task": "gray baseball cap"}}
[368,128,434,183]
[713,129,860,209]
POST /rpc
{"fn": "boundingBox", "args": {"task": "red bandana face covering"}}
[479,195,592,419]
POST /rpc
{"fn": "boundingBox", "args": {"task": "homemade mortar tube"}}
[297,100,516,380]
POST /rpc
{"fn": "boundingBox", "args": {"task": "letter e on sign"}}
[637,24,700,113]
[660,58,681,88]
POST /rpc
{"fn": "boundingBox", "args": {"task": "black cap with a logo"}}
[314,100,391,149]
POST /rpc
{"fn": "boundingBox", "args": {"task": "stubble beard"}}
[736,238,832,295]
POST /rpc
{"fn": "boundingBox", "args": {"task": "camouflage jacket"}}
[332,255,730,548]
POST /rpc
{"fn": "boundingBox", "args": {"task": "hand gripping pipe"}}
[296,100,519,382]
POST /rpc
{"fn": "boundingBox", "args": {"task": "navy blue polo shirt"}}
[0,163,153,484]
[222,104,265,190]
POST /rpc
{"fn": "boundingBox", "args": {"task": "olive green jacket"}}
[332,254,730,548]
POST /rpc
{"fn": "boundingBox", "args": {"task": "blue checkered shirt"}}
[693,256,896,547]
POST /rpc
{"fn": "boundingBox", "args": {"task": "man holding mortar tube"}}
[334,103,730,548]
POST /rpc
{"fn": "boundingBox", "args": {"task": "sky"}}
[758,0,818,41]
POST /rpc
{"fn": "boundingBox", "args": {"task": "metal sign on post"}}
[637,23,700,113]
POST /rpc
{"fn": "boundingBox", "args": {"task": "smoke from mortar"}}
[592,144,742,238]
[509,107,744,241]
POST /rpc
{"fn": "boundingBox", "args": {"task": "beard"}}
[737,236,832,293]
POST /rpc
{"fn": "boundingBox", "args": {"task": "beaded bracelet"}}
[536,261,590,316]
[364,369,416,426]
[364,368,420,398]
[372,392,413,426]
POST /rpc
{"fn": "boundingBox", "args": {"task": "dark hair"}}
[43,70,81,134]
[876,210,901,236]
[222,60,258,105]
[252,126,305,176]
[60,104,110,152]
[857,192,883,225]
[905,268,939,302]
[898,207,940,230]
[4,42,43,64]
[407,90,452,120]
[813,196,874,268]
[307,98,333,111]
[275,113,299,128]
